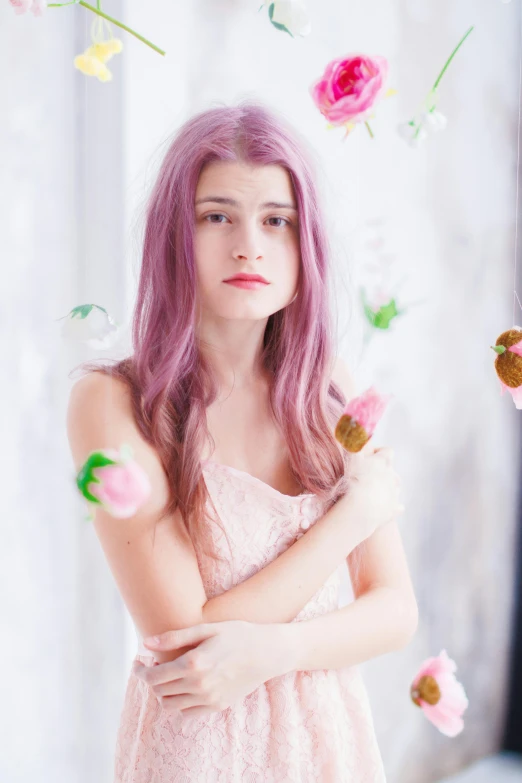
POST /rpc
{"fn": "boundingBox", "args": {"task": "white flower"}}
[59,304,121,349]
[397,120,428,148]
[397,104,447,147]
[263,0,311,37]
[419,108,447,131]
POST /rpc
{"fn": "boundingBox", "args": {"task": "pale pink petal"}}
[420,701,465,738]
[342,386,392,435]
[9,0,33,14]
[30,0,47,15]
[508,338,522,357]
[500,380,522,409]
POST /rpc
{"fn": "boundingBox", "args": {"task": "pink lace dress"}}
[114,459,387,782]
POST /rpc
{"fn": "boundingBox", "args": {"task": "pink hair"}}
[74,100,364,577]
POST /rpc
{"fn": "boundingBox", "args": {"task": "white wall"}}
[1,1,520,781]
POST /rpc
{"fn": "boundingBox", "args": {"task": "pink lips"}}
[224,278,269,290]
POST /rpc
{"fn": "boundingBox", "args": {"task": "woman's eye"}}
[203,214,290,227]
[267,217,290,228]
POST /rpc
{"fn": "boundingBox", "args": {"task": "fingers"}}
[132,658,186,686]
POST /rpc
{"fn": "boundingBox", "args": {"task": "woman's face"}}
[193,160,300,320]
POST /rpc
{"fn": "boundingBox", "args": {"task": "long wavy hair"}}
[74,100,365,580]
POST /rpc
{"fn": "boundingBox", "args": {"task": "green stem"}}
[48,0,166,55]
[364,121,374,139]
[432,25,474,93]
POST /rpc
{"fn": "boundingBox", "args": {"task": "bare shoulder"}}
[330,355,356,402]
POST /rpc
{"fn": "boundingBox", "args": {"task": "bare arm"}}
[203,493,366,624]
[281,584,418,672]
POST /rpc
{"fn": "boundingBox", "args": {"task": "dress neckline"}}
[200,458,316,501]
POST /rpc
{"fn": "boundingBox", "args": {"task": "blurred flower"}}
[76,444,152,520]
[360,287,402,330]
[397,91,448,148]
[310,53,391,138]
[262,0,311,37]
[398,26,474,148]
[59,303,121,349]
[9,0,46,15]
[410,649,468,737]
[492,326,522,408]
[74,14,123,82]
[335,386,392,452]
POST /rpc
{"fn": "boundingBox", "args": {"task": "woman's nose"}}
[232,221,263,261]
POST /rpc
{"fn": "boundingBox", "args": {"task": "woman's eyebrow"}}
[195,196,297,211]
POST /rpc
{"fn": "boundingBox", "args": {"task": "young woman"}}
[66,101,417,782]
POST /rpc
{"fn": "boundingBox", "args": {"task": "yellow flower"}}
[88,38,123,64]
[74,34,123,82]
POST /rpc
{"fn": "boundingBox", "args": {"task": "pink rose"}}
[9,0,47,15]
[310,53,389,126]
[76,446,152,520]
[410,649,469,737]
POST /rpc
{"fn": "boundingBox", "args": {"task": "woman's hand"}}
[339,445,404,546]
[132,620,293,721]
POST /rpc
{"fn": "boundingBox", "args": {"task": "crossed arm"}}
[202,507,418,672]
[201,358,418,667]
[66,361,418,672]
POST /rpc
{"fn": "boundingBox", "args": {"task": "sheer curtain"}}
[1,1,520,781]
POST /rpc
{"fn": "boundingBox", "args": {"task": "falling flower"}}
[74,15,123,83]
[410,649,469,737]
[310,53,394,139]
[58,303,121,349]
[361,287,403,330]
[491,326,522,409]
[9,0,46,15]
[398,26,474,148]
[335,386,392,452]
[261,0,311,37]
[397,90,448,148]
[76,444,152,520]
[10,0,165,60]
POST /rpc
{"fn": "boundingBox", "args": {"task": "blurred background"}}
[1,0,522,781]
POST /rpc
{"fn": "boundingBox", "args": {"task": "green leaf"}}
[75,450,118,504]
[360,288,401,330]
[268,3,294,37]
[373,299,399,329]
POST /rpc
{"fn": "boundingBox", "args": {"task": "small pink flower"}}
[310,53,389,126]
[335,386,391,452]
[9,0,47,15]
[76,445,152,519]
[410,649,469,737]
[343,386,392,436]
[492,327,522,408]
